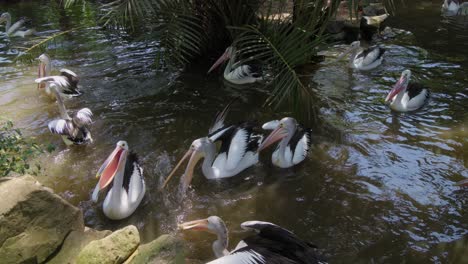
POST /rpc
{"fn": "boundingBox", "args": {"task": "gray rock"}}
[48,228,112,264]
[131,234,186,264]
[0,175,83,264]
[76,225,140,264]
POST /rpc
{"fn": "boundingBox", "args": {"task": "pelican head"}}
[207,46,235,74]
[385,69,411,103]
[37,53,51,88]
[0,13,11,24]
[335,41,361,62]
[93,141,129,199]
[179,216,229,258]
[257,117,297,152]
[179,215,226,234]
[161,137,215,191]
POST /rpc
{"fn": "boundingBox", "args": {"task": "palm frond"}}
[14,29,78,63]
[232,0,339,112]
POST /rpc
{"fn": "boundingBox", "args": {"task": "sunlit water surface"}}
[0,1,467,263]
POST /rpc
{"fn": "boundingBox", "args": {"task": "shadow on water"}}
[0,0,467,263]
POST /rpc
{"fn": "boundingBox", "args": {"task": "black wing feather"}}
[123,152,139,192]
[235,222,325,264]
[407,82,428,100]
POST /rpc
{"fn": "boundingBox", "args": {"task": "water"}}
[0,1,467,263]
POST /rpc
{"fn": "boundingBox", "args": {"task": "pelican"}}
[257,117,312,168]
[442,0,468,14]
[385,69,429,112]
[335,40,385,71]
[179,216,327,264]
[47,83,93,145]
[207,46,262,85]
[162,101,262,193]
[36,53,82,97]
[92,141,146,220]
[0,13,35,37]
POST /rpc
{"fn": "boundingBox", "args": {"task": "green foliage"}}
[14,29,78,63]
[63,0,343,114]
[0,119,44,176]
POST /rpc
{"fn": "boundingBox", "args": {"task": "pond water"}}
[0,1,467,263]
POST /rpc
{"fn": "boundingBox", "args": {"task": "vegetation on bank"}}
[0,119,45,176]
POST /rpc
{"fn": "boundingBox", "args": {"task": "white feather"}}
[128,164,145,203]
[35,76,70,88]
[292,133,310,165]
[226,129,248,171]
[75,108,93,125]
[261,120,279,130]
[60,68,78,77]
[48,119,70,135]
[207,250,266,264]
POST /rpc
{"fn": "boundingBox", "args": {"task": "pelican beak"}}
[257,125,288,152]
[178,218,210,232]
[207,49,230,74]
[456,179,468,187]
[385,74,407,103]
[161,148,198,189]
[96,145,127,190]
[179,150,204,194]
[334,45,358,62]
[37,62,46,89]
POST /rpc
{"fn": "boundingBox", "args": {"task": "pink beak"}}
[37,63,46,89]
[207,50,229,74]
[456,179,468,187]
[257,126,288,152]
[385,75,407,103]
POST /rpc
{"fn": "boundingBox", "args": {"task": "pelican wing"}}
[7,18,24,35]
[290,127,312,165]
[60,69,79,87]
[225,127,249,170]
[124,152,145,203]
[73,108,93,126]
[355,46,385,67]
[209,98,237,134]
[207,250,268,264]
[35,76,70,88]
[236,221,326,264]
[48,119,74,136]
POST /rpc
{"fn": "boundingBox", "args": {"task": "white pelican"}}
[257,117,312,168]
[92,141,146,220]
[47,83,93,145]
[335,41,385,70]
[385,70,429,112]
[36,53,82,97]
[162,101,262,193]
[179,216,327,264]
[0,13,35,37]
[442,0,468,14]
[207,46,262,85]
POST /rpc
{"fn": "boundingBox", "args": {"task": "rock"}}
[76,225,140,264]
[131,234,186,264]
[0,175,83,264]
[48,228,112,264]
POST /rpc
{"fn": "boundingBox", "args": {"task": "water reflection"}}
[0,0,467,263]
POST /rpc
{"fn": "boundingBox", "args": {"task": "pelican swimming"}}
[47,83,93,145]
[162,101,262,193]
[0,13,35,37]
[385,69,429,112]
[207,46,262,85]
[92,141,146,220]
[335,40,385,71]
[179,216,327,264]
[257,117,312,168]
[36,53,82,97]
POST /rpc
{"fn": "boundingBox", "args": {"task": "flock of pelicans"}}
[3,2,467,262]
